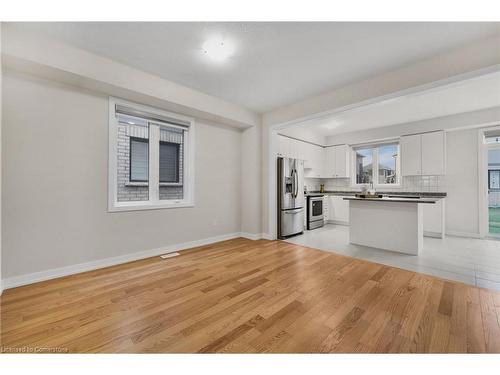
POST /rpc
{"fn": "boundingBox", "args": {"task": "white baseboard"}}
[239,232,274,240]
[326,220,349,226]
[261,233,274,240]
[1,232,244,291]
[239,232,265,241]
[446,230,483,239]
[423,231,444,239]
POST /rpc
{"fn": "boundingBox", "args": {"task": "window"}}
[108,98,195,211]
[353,142,400,186]
[489,170,500,190]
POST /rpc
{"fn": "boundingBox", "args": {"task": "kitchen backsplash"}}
[304,175,446,192]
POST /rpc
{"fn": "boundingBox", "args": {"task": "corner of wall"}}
[240,120,263,236]
[1,21,3,295]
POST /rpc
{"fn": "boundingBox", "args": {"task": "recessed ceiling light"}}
[202,37,235,62]
[323,120,343,129]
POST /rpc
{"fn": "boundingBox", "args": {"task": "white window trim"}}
[351,142,401,188]
[108,97,195,212]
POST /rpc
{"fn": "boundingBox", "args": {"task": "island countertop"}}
[343,196,437,204]
[305,190,446,198]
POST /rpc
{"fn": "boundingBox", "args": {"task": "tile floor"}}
[285,224,500,291]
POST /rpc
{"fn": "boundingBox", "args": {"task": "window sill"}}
[125,182,183,187]
[108,200,194,212]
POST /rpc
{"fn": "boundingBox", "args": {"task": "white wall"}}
[445,129,480,235]
[2,71,243,280]
[241,124,262,236]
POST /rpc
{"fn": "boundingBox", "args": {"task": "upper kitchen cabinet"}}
[401,134,421,176]
[277,135,291,157]
[305,144,325,178]
[421,131,446,175]
[278,135,324,177]
[401,131,446,176]
[335,145,351,178]
[277,135,302,159]
[324,144,351,178]
[324,147,335,177]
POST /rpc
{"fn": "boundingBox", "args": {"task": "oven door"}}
[309,197,324,221]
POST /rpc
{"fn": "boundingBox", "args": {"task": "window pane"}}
[116,115,149,202]
[378,144,398,184]
[130,138,149,181]
[160,142,179,182]
[159,125,184,201]
[355,148,373,184]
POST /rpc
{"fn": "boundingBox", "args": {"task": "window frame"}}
[108,97,195,212]
[351,141,401,188]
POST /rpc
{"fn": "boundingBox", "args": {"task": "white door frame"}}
[478,125,500,238]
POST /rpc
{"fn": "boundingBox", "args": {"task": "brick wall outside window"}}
[116,122,184,201]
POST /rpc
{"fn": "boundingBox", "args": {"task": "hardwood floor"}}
[1,238,500,353]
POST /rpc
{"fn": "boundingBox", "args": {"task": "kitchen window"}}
[108,97,195,211]
[353,142,400,186]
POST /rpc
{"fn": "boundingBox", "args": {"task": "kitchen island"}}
[343,196,437,255]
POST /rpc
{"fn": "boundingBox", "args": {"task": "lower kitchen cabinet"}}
[323,196,329,224]
[423,199,445,238]
[327,196,350,225]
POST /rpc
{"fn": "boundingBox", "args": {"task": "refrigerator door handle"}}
[291,168,295,199]
[294,169,299,198]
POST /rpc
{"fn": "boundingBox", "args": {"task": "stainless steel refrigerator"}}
[277,157,304,239]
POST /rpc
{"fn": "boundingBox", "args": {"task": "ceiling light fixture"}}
[202,37,235,62]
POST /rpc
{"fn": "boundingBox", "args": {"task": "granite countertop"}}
[343,196,438,204]
[304,190,447,198]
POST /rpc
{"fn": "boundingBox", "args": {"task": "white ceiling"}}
[289,71,500,136]
[6,22,500,113]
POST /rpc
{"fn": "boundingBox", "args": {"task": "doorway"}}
[486,134,500,237]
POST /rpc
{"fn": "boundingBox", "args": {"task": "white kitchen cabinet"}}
[422,131,446,176]
[401,131,445,176]
[323,196,329,224]
[324,145,350,178]
[277,135,290,157]
[324,147,335,177]
[423,199,445,238]
[278,135,326,177]
[335,145,350,178]
[327,196,350,224]
[306,144,324,178]
[303,143,314,169]
[401,134,422,176]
